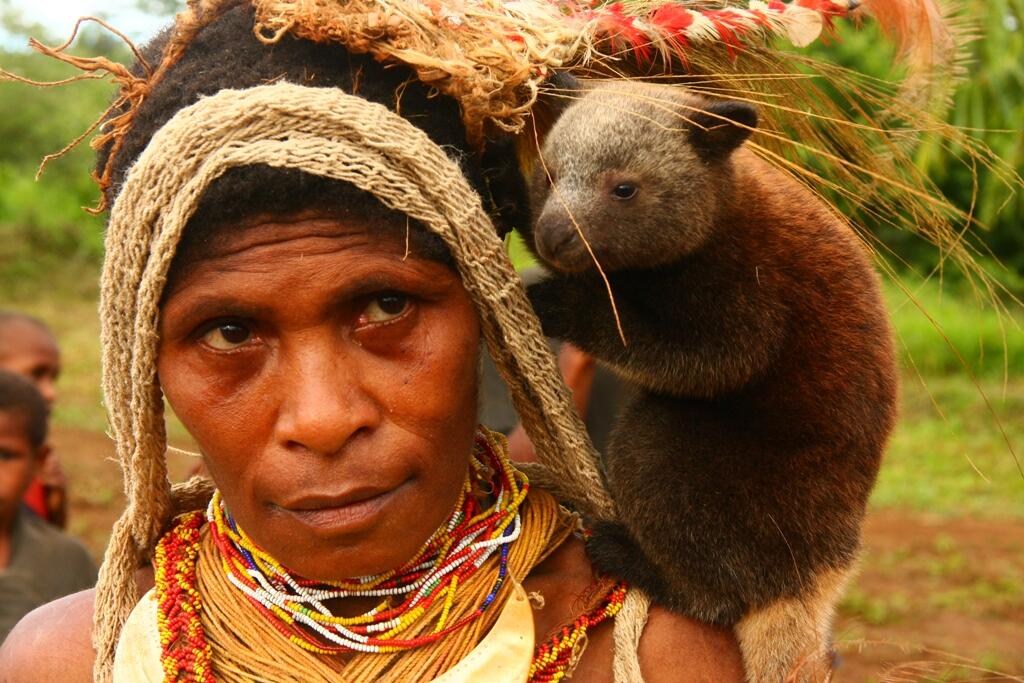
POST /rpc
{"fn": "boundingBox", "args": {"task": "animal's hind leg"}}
[735,564,856,683]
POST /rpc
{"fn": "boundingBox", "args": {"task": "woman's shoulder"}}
[526,534,745,682]
[638,606,746,682]
[0,567,154,683]
[0,588,97,682]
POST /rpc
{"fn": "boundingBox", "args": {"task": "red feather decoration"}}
[579,1,856,67]
[649,4,695,59]
[704,10,750,54]
[594,3,653,62]
[649,4,695,37]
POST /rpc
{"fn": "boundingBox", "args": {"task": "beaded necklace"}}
[154,509,215,682]
[529,581,628,682]
[206,429,528,655]
[152,429,630,681]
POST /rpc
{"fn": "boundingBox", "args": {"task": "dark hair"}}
[0,370,48,448]
[98,5,529,273]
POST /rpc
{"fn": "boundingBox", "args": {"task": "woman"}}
[0,4,744,681]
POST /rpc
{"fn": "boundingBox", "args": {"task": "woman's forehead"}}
[166,211,453,294]
[186,214,393,260]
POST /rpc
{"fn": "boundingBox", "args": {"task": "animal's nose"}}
[536,208,576,256]
[535,207,591,272]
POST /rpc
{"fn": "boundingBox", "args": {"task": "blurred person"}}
[0,311,68,527]
[0,370,96,643]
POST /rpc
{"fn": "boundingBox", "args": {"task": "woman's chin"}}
[260,506,435,581]
[283,543,421,583]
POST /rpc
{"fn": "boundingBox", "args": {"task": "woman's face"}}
[158,215,480,581]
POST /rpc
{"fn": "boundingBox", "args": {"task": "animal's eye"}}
[361,292,411,325]
[200,322,254,351]
[611,183,638,200]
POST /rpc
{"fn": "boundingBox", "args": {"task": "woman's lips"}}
[274,483,406,534]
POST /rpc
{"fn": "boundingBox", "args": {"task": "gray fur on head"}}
[528,81,757,273]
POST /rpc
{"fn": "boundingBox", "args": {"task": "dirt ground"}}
[834,513,1024,681]
[53,425,1023,681]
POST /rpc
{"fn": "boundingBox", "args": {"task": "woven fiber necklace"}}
[205,429,528,655]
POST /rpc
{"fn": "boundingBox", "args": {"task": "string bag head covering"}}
[4,0,1015,680]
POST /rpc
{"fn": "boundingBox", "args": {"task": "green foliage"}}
[0,28,127,277]
[505,229,536,271]
[134,0,180,13]
[887,279,1024,377]
[803,0,1024,278]
[915,0,1024,276]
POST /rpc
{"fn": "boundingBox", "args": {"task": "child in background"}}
[0,312,67,527]
[0,371,96,643]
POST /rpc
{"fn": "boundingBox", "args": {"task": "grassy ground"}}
[3,261,1022,679]
[875,372,1024,519]
[875,277,1024,520]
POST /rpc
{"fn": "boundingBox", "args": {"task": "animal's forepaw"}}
[525,279,568,337]
[585,521,667,596]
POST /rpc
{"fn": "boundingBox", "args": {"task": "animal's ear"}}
[539,71,583,119]
[519,71,584,196]
[547,70,582,94]
[688,101,758,156]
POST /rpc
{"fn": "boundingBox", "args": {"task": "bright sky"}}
[4,0,170,45]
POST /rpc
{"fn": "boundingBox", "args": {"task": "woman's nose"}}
[274,338,381,457]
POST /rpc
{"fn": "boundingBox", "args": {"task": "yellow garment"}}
[113,581,535,683]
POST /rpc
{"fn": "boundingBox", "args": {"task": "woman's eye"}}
[200,323,254,350]
[361,292,411,325]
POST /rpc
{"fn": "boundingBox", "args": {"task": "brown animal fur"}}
[522,81,899,680]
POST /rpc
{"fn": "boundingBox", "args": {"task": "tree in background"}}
[804,0,1023,283]
[0,4,128,279]
[916,0,1023,279]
